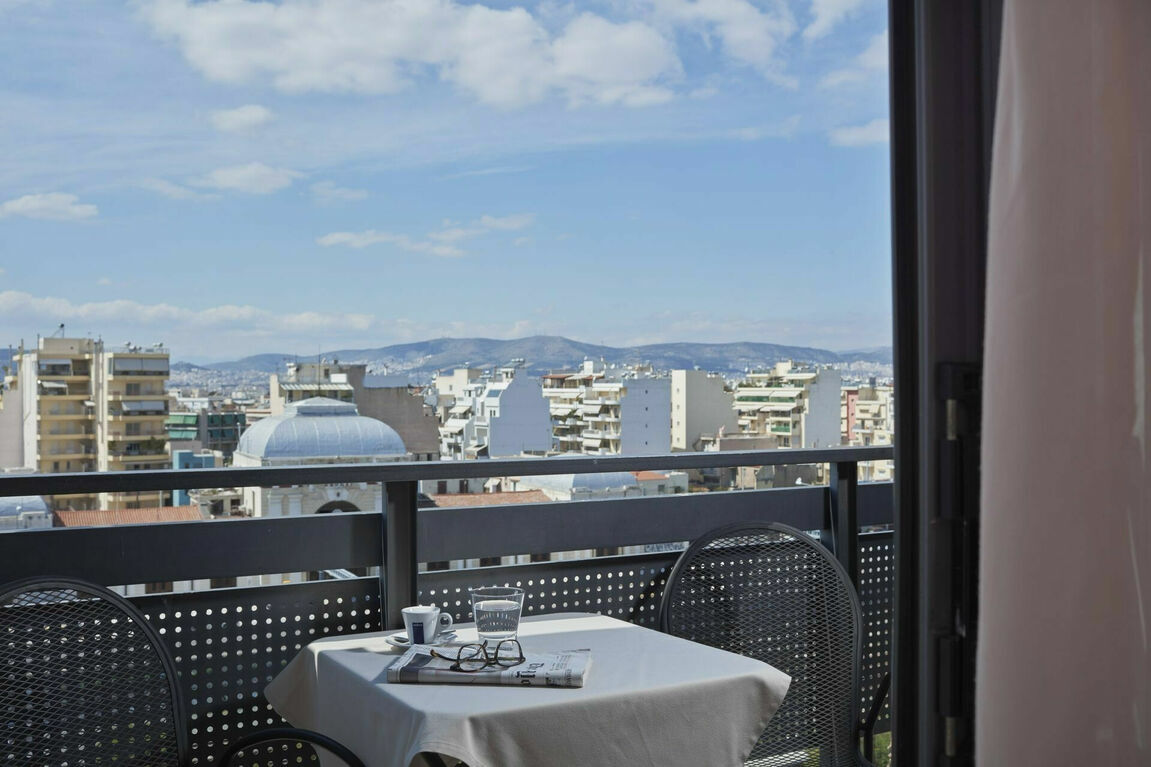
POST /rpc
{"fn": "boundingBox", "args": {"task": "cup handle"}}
[438,612,453,633]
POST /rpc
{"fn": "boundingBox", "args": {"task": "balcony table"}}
[265,612,791,767]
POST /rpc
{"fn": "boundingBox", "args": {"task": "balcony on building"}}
[0,445,894,763]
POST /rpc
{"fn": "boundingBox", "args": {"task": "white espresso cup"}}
[401,605,453,645]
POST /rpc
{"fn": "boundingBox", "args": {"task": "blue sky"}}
[0,0,890,363]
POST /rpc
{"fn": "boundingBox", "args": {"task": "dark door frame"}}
[889,1,1002,764]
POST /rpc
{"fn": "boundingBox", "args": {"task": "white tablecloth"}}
[265,612,790,767]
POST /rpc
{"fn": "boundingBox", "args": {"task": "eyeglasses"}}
[429,639,526,673]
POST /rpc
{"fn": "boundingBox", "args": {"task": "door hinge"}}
[934,362,982,765]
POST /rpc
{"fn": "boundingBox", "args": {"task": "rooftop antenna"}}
[51,323,65,338]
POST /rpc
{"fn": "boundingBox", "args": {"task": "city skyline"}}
[1,0,891,359]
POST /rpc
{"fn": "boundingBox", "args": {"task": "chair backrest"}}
[659,522,862,767]
[0,577,188,767]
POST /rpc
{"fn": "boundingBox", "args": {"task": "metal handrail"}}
[0,446,893,497]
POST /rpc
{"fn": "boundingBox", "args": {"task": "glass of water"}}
[469,586,525,641]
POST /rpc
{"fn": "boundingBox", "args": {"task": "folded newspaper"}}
[386,645,591,688]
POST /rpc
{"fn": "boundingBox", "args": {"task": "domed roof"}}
[237,397,406,460]
[527,472,638,494]
[0,495,48,518]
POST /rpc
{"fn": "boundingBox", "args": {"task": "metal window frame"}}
[889,1,1001,764]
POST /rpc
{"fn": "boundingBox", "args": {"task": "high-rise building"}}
[669,370,739,452]
[10,336,171,510]
[541,361,669,456]
[540,363,734,456]
[731,361,841,449]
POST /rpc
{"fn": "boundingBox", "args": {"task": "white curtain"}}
[979,0,1151,763]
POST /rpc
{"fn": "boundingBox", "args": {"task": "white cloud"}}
[550,14,678,106]
[96,277,112,286]
[211,104,274,133]
[828,118,889,146]
[322,212,534,256]
[0,193,97,221]
[317,230,464,257]
[479,213,534,230]
[142,0,683,108]
[429,227,486,243]
[733,114,801,141]
[311,181,368,203]
[651,0,798,87]
[514,237,530,246]
[195,162,302,194]
[139,178,219,201]
[443,166,533,180]
[0,289,375,338]
[424,212,536,247]
[803,0,865,41]
[0,267,6,277]
[820,31,887,87]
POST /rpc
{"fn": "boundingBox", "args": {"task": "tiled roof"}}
[425,491,551,507]
[631,471,668,481]
[54,506,204,527]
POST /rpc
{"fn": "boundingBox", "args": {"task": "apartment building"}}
[842,381,895,481]
[670,370,739,452]
[272,360,439,460]
[541,361,670,456]
[165,409,246,457]
[432,367,482,418]
[731,361,842,449]
[0,376,22,469]
[10,336,171,510]
[436,365,551,459]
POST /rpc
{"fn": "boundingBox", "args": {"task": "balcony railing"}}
[0,446,894,763]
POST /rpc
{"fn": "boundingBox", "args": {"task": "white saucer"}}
[385,631,458,649]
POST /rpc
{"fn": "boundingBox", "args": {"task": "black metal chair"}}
[0,577,365,767]
[659,522,887,767]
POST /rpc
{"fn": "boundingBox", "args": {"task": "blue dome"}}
[527,472,638,494]
[0,495,49,518]
[237,397,406,460]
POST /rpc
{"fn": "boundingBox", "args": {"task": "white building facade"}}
[670,370,739,452]
[438,366,550,459]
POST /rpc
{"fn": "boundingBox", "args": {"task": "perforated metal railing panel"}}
[419,551,680,629]
[662,527,860,767]
[858,531,894,731]
[1,581,183,766]
[132,578,381,766]
[100,540,892,766]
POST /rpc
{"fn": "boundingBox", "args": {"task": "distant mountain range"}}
[176,336,892,385]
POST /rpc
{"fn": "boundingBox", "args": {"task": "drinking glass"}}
[469,586,524,641]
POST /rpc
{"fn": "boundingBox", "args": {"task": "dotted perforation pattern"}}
[1,584,182,767]
[225,737,351,767]
[132,578,381,766]
[857,531,893,732]
[419,552,680,629]
[662,528,860,767]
